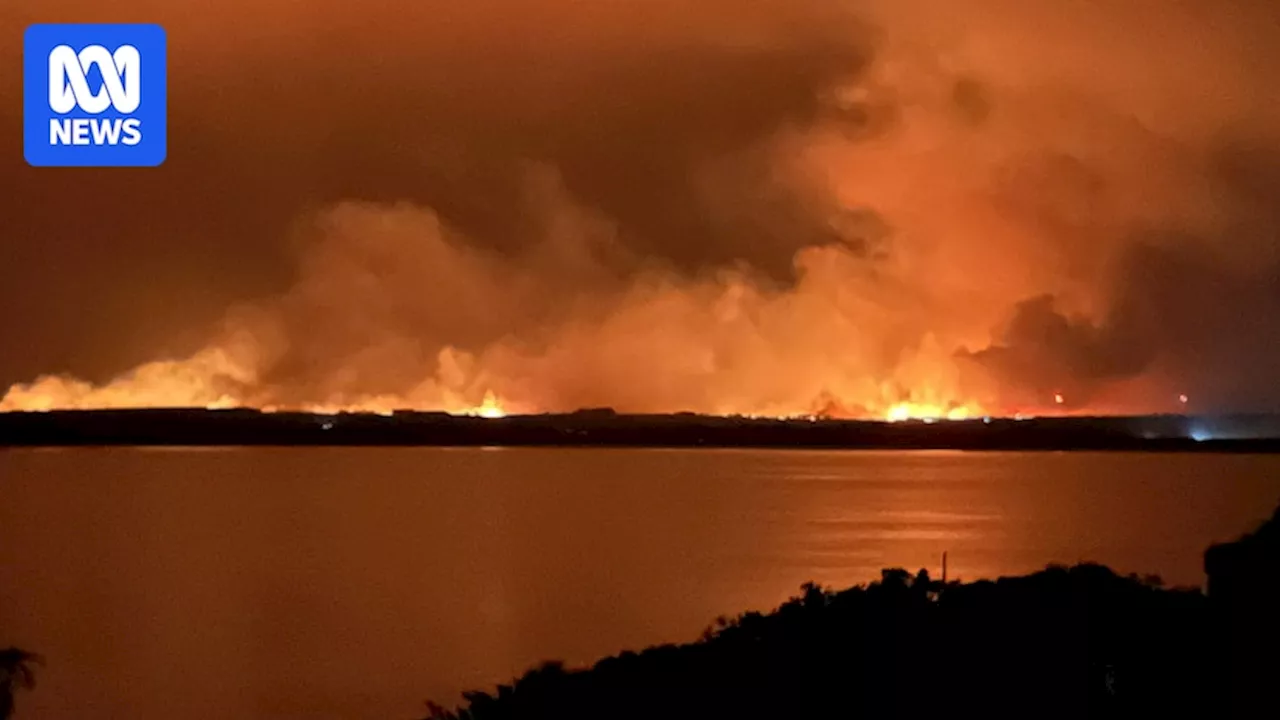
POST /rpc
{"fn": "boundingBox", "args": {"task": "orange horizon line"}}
[0,406,1202,420]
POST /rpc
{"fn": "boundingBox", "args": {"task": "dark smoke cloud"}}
[961,294,1153,409]
[4,0,1280,416]
[0,0,874,388]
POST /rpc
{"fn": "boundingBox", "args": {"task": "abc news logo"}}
[48,44,143,147]
[24,24,167,167]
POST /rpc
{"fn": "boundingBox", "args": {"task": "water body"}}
[2,448,1278,719]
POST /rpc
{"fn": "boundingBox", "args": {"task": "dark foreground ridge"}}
[421,506,1280,720]
[3,408,1280,451]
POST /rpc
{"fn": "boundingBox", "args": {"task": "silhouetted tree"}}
[0,649,41,720]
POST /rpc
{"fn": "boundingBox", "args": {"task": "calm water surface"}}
[2,448,1279,719]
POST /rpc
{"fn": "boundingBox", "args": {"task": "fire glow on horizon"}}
[2,1,1274,420]
[0,373,1006,423]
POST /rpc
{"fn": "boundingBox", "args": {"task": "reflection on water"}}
[1,448,1278,719]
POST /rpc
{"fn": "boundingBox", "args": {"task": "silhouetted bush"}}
[424,505,1280,720]
[421,563,1223,720]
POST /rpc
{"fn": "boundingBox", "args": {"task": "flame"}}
[0,348,253,412]
[0,359,996,423]
[1,369,994,422]
[884,401,976,423]
[460,390,507,419]
[0,330,988,423]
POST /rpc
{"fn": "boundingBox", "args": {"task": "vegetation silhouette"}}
[423,506,1280,720]
[1205,503,1280,716]
[3,507,1277,718]
[0,649,41,720]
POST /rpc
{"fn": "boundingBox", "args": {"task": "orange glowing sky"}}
[3,1,1280,420]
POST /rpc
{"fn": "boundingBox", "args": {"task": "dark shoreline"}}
[4,408,1280,451]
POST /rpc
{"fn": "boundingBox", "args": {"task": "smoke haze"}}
[3,0,1280,417]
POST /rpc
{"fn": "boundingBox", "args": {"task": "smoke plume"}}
[4,0,1280,417]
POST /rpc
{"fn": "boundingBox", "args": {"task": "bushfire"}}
[0,365,990,422]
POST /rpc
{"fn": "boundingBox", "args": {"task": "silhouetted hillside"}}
[1204,504,1280,715]
[422,567,1211,719]
[423,507,1280,720]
